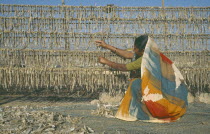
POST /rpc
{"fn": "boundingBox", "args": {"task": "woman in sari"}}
[95,35,188,123]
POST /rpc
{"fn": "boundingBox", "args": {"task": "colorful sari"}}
[115,37,188,123]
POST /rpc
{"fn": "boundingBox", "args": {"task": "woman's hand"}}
[98,57,108,64]
[95,40,108,48]
[98,57,128,71]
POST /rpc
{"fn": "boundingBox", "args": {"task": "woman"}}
[95,35,188,123]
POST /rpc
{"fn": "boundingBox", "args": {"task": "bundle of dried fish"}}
[91,92,122,118]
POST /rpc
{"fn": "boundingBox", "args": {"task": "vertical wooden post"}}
[162,0,165,8]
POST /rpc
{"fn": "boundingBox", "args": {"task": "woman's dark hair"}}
[134,35,148,51]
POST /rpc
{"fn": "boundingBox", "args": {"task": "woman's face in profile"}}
[133,45,144,57]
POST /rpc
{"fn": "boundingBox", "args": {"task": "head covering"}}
[134,35,148,51]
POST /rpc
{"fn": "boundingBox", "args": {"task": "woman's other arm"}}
[98,57,128,71]
[95,40,134,59]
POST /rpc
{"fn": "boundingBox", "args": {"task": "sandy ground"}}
[0,95,210,134]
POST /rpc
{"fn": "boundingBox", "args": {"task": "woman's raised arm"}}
[95,40,134,59]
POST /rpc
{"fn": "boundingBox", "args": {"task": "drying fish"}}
[0,106,89,134]
[0,4,209,103]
